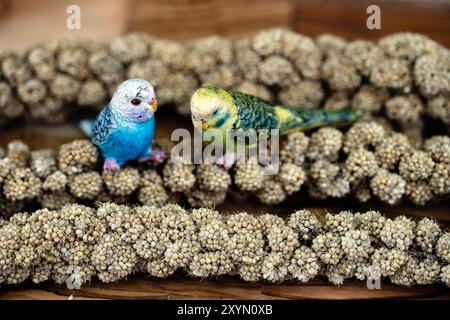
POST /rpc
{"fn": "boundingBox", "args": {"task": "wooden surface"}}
[129,0,295,41]
[129,0,450,45]
[296,0,450,46]
[1,274,449,300]
[0,0,449,49]
[0,0,130,50]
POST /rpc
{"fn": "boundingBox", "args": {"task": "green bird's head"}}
[190,86,236,131]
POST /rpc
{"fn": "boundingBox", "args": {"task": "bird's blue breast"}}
[99,117,155,165]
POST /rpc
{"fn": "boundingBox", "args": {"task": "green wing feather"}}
[229,90,361,134]
[230,91,278,130]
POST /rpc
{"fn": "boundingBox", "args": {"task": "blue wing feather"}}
[79,119,95,138]
[92,105,116,146]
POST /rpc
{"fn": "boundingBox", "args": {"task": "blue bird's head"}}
[110,78,158,122]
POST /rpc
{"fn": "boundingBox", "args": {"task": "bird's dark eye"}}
[131,99,141,106]
[212,109,219,116]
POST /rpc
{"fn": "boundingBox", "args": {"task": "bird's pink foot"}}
[138,149,166,163]
[215,152,239,170]
[103,158,121,172]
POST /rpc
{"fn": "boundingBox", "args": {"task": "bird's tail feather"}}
[284,108,362,133]
[79,119,95,138]
[316,108,362,127]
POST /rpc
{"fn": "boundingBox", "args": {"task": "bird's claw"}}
[138,149,166,164]
[103,158,121,172]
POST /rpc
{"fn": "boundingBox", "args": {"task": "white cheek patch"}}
[111,80,155,111]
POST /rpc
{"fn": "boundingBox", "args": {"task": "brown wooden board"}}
[0,274,448,300]
[1,0,449,48]
[0,0,130,50]
[129,0,295,41]
[129,0,450,46]
[296,0,450,47]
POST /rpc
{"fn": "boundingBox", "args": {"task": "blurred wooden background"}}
[0,0,449,49]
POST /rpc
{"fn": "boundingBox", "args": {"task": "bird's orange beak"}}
[151,99,158,112]
[192,119,210,130]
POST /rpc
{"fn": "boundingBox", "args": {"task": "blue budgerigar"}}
[86,78,165,172]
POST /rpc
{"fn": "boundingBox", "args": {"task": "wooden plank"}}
[128,0,296,41]
[219,197,450,222]
[0,0,130,50]
[0,288,104,300]
[296,0,450,47]
[262,280,447,300]
[0,275,447,300]
[0,0,6,15]
[49,275,280,300]
[1,0,449,49]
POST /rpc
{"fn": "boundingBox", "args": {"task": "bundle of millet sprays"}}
[0,202,449,288]
[0,120,449,217]
[142,120,449,207]
[0,34,197,125]
[0,30,449,139]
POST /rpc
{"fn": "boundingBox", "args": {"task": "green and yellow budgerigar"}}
[190,86,362,168]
